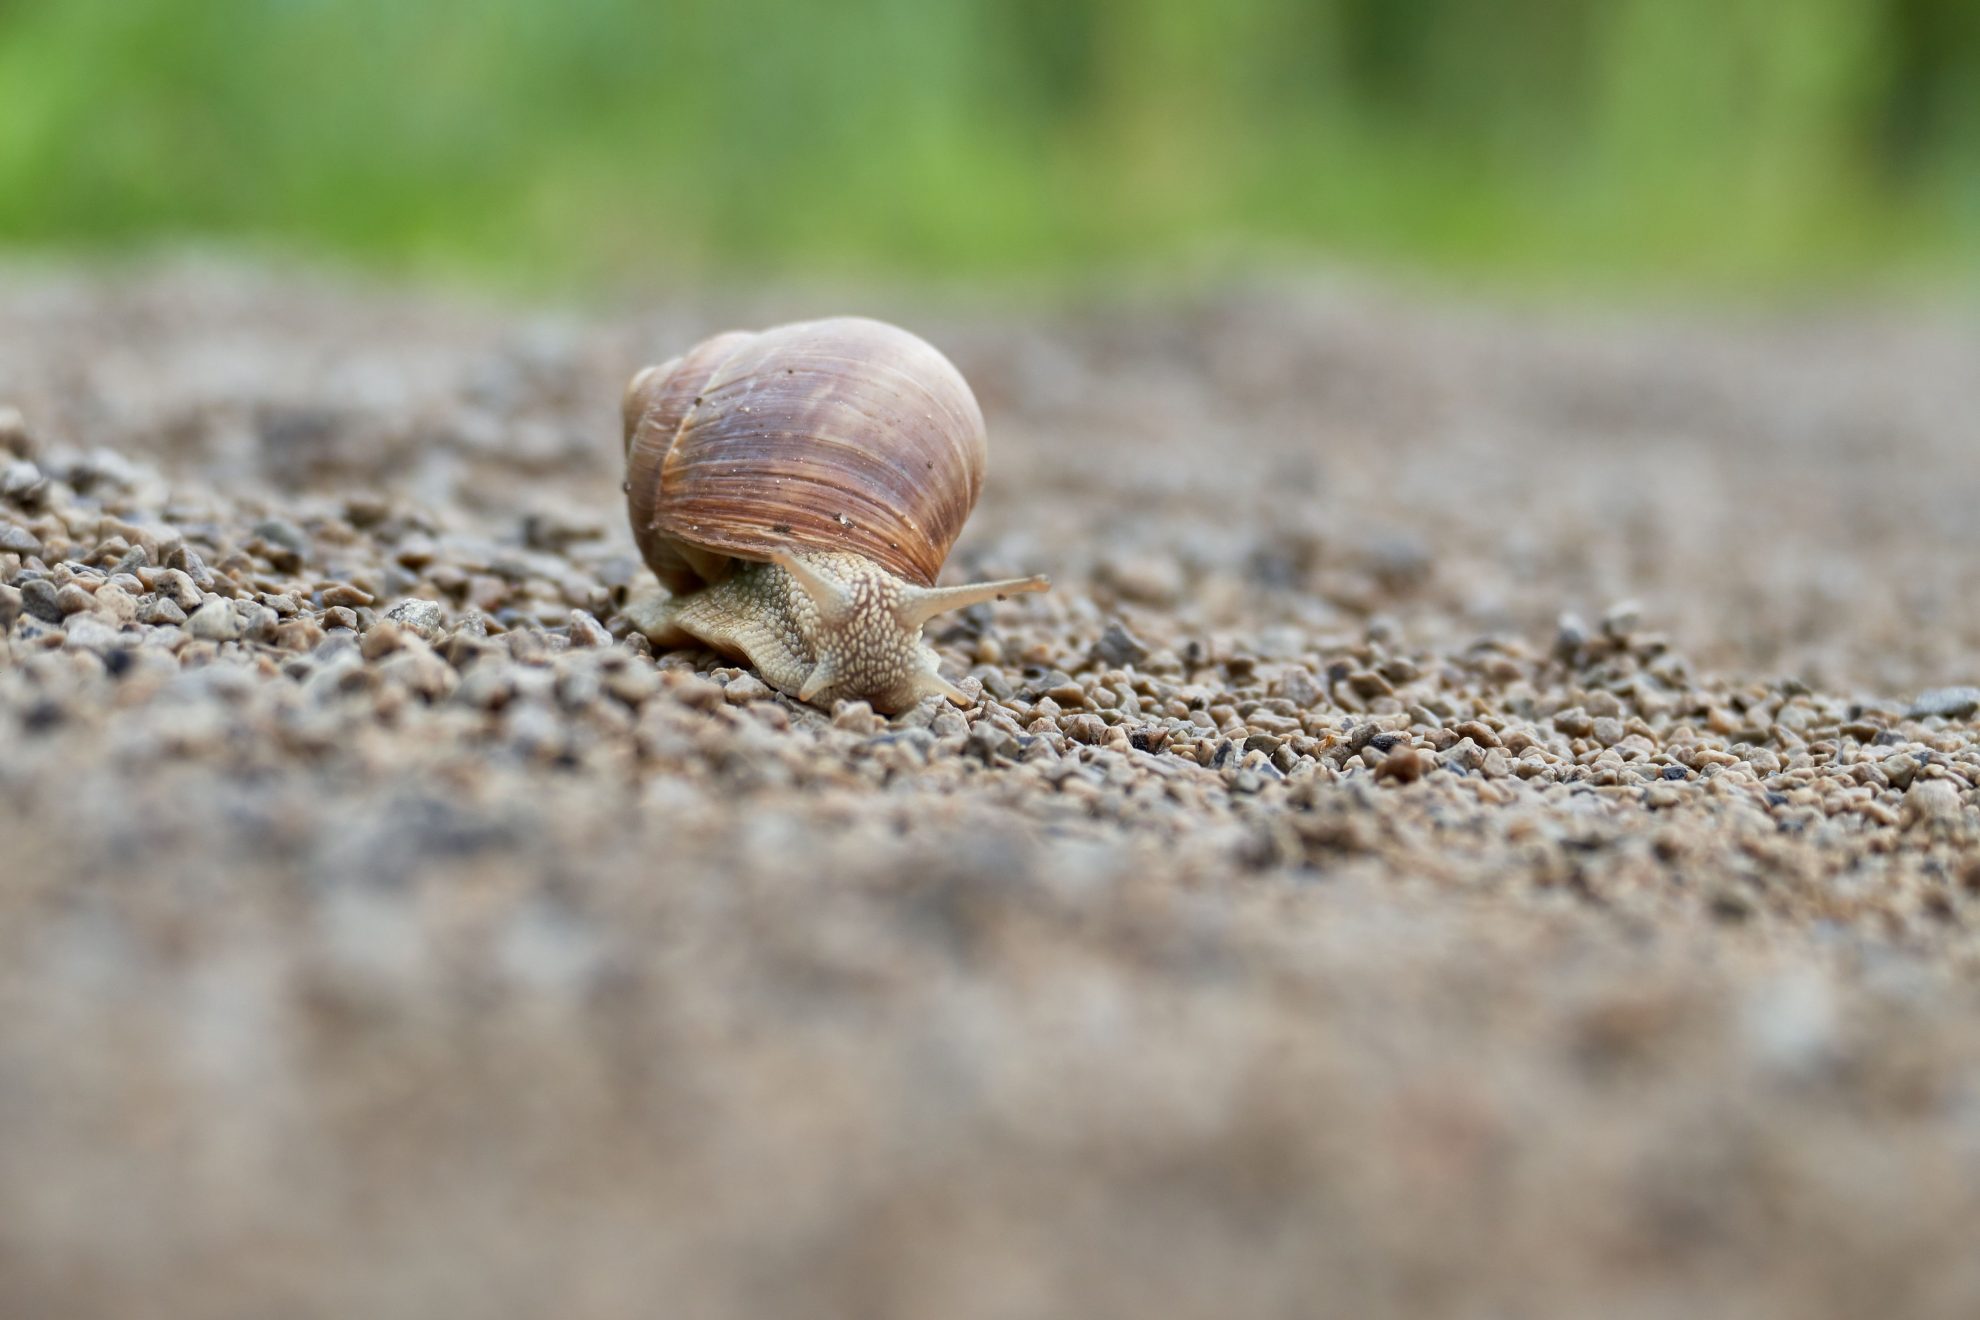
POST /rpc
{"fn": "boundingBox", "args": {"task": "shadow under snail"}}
[621,316,1049,714]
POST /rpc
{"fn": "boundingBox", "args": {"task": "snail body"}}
[622,317,1047,713]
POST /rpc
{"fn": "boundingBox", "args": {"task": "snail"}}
[621,316,1048,714]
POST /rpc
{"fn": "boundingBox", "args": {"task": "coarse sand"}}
[2,260,1979,1319]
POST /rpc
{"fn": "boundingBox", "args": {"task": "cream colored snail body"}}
[622,317,1047,714]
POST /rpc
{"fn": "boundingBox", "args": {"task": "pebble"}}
[1043,675,1087,707]
[455,664,516,710]
[1554,612,1588,658]
[322,583,375,609]
[60,614,125,655]
[19,578,63,623]
[186,599,243,641]
[1601,600,1641,639]
[1098,552,1184,607]
[385,597,446,641]
[567,609,611,648]
[52,583,93,616]
[442,629,495,669]
[0,524,38,558]
[967,721,1016,762]
[394,534,440,570]
[724,673,772,704]
[1272,666,1321,709]
[832,701,882,735]
[1377,743,1425,783]
[92,582,138,623]
[1346,670,1392,699]
[360,619,405,660]
[1908,687,1980,721]
[166,544,216,591]
[1901,779,1963,831]
[0,405,31,458]
[251,517,313,563]
[1065,713,1107,745]
[153,570,201,611]
[139,596,188,626]
[1091,621,1150,668]
[1880,748,1922,791]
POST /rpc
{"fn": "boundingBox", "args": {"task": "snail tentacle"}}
[769,550,851,624]
[899,574,1052,629]
[797,659,838,704]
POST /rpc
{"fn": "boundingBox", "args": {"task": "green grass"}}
[2,0,1976,293]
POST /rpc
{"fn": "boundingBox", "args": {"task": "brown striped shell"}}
[623,317,988,594]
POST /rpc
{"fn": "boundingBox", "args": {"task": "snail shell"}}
[624,317,987,591]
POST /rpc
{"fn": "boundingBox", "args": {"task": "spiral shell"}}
[623,317,988,594]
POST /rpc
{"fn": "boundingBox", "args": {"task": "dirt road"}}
[2,260,1978,1319]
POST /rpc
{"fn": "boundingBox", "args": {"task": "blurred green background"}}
[1,0,1976,292]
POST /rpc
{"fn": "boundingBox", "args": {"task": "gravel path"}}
[3,260,1979,1319]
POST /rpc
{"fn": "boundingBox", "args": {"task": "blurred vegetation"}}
[1,0,1976,291]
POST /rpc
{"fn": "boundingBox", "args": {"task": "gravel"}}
[2,259,1979,1320]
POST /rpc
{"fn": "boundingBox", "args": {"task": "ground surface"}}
[2,260,1979,1319]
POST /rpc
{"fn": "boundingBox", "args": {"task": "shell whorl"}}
[623,317,989,593]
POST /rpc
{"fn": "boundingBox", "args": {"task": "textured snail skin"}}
[626,549,1047,714]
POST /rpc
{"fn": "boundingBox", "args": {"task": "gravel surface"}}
[2,259,1979,1319]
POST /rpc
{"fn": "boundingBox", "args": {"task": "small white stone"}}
[385,597,446,641]
[186,599,243,641]
[1902,778,1962,830]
